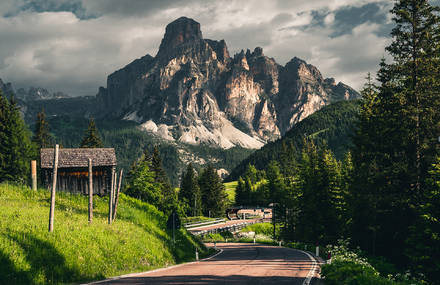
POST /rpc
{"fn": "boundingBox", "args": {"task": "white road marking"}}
[300,250,318,285]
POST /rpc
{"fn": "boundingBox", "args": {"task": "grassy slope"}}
[0,183,209,284]
[224,181,237,204]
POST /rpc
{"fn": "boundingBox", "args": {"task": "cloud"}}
[0,0,394,95]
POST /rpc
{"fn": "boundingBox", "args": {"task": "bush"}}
[321,240,425,285]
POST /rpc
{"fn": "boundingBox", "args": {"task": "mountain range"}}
[0,78,70,101]
[0,16,361,182]
[95,17,359,149]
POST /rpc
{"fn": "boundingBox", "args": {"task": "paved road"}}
[97,243,320,285]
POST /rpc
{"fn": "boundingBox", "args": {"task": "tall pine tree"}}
[351,0,440,269]
[179,163,201,216]
[0,92,36,183]
[80,118,103,148]
[199,164,227,217]
[32,109,53,149]
[150,146,178,215]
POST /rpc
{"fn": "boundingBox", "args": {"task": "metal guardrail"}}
[192,219,263,235]
[184,218,226,229]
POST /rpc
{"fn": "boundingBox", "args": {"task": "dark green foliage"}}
[124,148,179,216]
[228,100,360,181]
[296,142,347,245]
[150,146,178,216]
[0,91,36,183]
[199,164,227,217]
[234,177,245,206]
[179,163,202,216]
[321,260,382,285]
[350,1,440,280]
[32,109,53,149]
[80,117,103,148]
[124,150,160,207]
[234,164,269,207]
[406,157,440,281]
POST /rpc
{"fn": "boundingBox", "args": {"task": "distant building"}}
[40,148,116,195]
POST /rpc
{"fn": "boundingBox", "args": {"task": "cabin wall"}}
[43,166,113,195]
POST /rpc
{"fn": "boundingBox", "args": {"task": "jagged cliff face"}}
[96,17,359,149]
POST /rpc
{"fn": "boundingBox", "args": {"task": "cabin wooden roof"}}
[40,148,116,169]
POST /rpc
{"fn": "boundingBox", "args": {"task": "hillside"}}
[0,183,210,284]
[40,116,253,186]
[228,100,360,180]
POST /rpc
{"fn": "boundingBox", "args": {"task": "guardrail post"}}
[316,246,319,257]
[196,248,199,261]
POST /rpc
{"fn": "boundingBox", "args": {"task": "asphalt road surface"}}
[96,243,320,285]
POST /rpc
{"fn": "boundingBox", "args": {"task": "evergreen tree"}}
[244,164,257,185]
[266,161,286,239]
[199,164,227,217]
[32,109,53,149]
[235,177,245,206]
[149,146,178,215]
[295,141,344,245]
[243,177,252,206]
[406,157,440,281]
[179,163,201,216]
[80,118,103,148]
[124,150,161,207]
[351,0,440,271]
[0,91,36,183]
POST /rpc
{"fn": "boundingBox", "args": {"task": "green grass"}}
[224,181,237,204]
[241,222,275,236]
[0,183,209,284]
[182,216,218,224]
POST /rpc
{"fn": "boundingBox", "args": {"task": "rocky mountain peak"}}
[253,47,264,57]
[157,17,203,58]
[286,56,324,83]
[96,17,360,150]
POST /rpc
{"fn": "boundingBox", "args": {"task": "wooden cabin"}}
[40,148,116,195]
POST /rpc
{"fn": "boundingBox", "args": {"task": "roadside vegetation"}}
[321,240,425,285]
[225,1,440,283]
[0,183,209,284]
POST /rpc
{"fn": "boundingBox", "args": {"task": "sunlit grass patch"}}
[0,183,208,284]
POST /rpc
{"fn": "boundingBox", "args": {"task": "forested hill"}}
[227,99,360,180]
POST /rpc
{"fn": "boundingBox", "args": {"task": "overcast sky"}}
[0,0,397,96]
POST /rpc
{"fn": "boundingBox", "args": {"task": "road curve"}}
[97,243,320,285]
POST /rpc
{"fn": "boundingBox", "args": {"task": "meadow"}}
[0,183,210,284]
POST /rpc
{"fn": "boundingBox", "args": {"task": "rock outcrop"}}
[96,17,359,149]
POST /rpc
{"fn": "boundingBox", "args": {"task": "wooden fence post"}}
[48,144,59,232]
[88,158,93,223]
[31,160,37,191]
[108,166,115,224]
[113,171,118,205]
[113,169,123,221]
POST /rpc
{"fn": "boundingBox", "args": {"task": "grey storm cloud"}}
[0,0,401,96]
